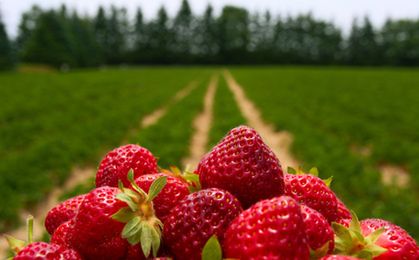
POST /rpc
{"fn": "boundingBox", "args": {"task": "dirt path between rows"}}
[224,70,300,170]
[0,81,198,258]
[182,75,218,169]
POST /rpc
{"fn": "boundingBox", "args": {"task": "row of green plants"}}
[230,67,419,239]
[208,75,246,149]
[0,68,209,231]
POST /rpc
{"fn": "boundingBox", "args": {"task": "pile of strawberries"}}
[7,126,419,259]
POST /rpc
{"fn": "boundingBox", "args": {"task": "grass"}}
[230,66,419,238]
[0,67,210,230]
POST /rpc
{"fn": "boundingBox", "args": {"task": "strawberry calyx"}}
[111,170,167,258]
[310,241,332,259]
[5,215,34,259]
[287,166,333,187]
[332,211,387,259]
[161,165,201,192]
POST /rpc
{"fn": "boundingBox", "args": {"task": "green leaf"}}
[5,235,25,253]
[147,176,167,201]
[202,235,222,260]
[116,193,138,211]
[183,172,201,191]
[309,167,319,176]
[323,176,333,187]
[366,227,385,244]
[350,210,361,233]
[111,207,136,223]
[140,224,153,257]
[150,227,161,257]
[122,217,142,239]
[287,167,297,174]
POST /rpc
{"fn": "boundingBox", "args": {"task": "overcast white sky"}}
[1,0,418,37]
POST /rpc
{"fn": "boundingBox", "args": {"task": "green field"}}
[0,66,418,238]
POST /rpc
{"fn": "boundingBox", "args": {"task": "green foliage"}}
[0,67,210,231]
[231,67,419,239]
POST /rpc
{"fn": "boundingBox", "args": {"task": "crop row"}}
[0,68,210,231]
[230,67,419,238]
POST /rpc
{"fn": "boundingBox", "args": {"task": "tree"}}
[22,10,76,68]
[346,17,379,65]
[16,5,42,55]
[106,6,128,64]
[195,4,218,63]
[217,6,250,63]
[94,6,109,64]
[131,8,146,63]
[0,12,14,70]
[146,6,173,63]
[172,0,194,62]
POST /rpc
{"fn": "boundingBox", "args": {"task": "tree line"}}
[1,0,419,70]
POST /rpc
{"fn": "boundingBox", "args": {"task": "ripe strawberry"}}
[14,242,82,260]
[134,173,189,222]
[360,219,419,259]
[301,205,334,255]
[335,197,352,227]
[333,214,419,259]
[96,144,158,187]
[284,168,338,222]
[51,219,75,249]
[45,194,85,235]
[71,173,167,259]
[196,125,284,208]
[163,188,242,260]
[321,256,360,260]
[224,196,310,259]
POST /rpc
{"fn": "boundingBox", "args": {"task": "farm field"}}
[0,66,418,241]
[0,67,213,231]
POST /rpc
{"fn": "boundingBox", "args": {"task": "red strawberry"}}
[71,173,167,259]
[360,219,419,259]
[284,168,338,222]
[224,196,310,259]
[96,144,158,187]
[45,194,85,235]
[335,197,352,227]
[196,125,284,208]
[163,188,242,260]
[301,205,334,255]
[321,256,360,260]
[134,173,189,222]
[51,219,75,249]
[14,242,81,260]
[333,214,419,259]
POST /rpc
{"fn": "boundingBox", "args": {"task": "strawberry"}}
[196,125,284,208]
[135,173,189,222]
[14,242,82,260]
[333,214,419,259]
[321,256,360,260]
[284,167,338,222]
[45,194,85,235]
[96,144,158,187]
[223,196,310,259]
[71,172,167,259]
[51,219,75,249]
[335,197,352,227]
[360,219,419,259]
[301,205,334,255]
[163,188,242,260]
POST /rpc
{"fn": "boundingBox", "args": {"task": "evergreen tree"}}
[107,6,127,64]
[16,5,42,55]
[195,4,218,63]
[346,17,379,65]
[147,7,172,63]
[94,6,108,64]
[218,6,250,63]
[0,12,14,70]
[22,10,76,68]
[173,0,194,62]
[132,8,146,63]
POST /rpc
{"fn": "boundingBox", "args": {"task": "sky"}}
[1,0,418,37]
